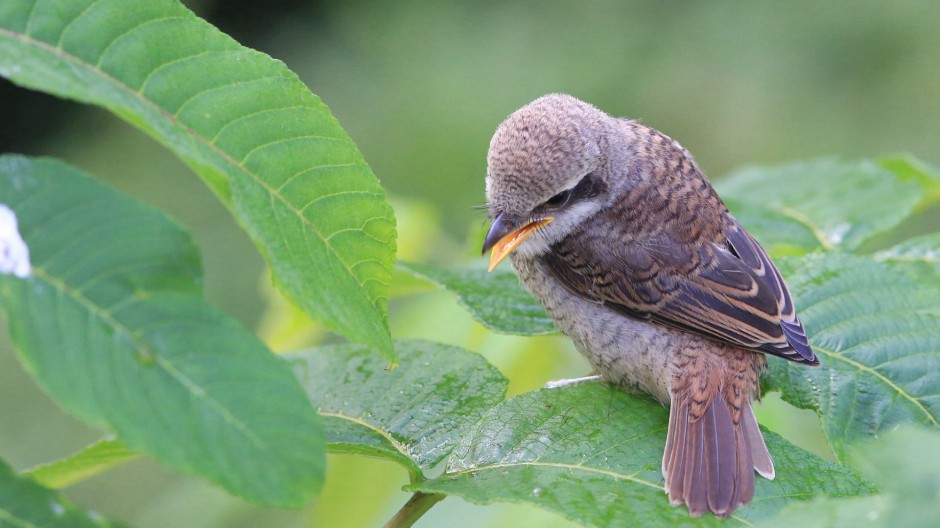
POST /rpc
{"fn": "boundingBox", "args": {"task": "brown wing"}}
[543,214,818,365]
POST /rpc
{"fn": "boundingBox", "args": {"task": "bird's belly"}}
[513,257,686,404]
[549,294,677,404]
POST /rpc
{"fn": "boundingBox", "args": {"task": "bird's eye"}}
[544,189,571,207]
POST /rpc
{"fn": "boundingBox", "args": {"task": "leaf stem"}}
[383,492,445,528]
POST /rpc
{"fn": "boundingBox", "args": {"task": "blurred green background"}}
[2,1,939,526]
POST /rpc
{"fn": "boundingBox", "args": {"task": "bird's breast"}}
[511,254,694,404]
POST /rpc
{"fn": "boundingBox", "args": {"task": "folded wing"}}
[543,214,818,365]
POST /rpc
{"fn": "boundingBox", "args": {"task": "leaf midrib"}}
[774,204,835,251]
[319,410,423,480]
[0,23,388,316]
[817,344,939,427]
[31,267,266,448]
[443,460,752,525]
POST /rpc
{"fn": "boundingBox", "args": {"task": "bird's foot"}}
[544,375,602,389]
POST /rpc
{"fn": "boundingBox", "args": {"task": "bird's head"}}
[482,94,618,270]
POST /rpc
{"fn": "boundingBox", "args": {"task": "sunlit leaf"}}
[409,382,872,527]
[767,253,940,462]
[0,0,396,359]
[0,457,127,527]
[0,156,325,506]
[288,339,508,478]
[397,261,555,335]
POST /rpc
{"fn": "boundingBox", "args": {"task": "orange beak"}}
[481,215,553,272]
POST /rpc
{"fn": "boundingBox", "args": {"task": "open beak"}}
[481,213,553,272]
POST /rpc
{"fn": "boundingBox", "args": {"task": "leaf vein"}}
[274,162,358,193]
[171,73,289,118]
[319,411,412,462]
[301,190,385,212]
[210,104,316,143]
[774,204,835,251]
[817,344,939,426]
[95,16,186,71]
[31,267,266,448]
[239,134,347,165]
[138,49,227,97]
[53,0,98,48]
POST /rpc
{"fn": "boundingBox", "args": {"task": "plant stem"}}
[383,492,446,528]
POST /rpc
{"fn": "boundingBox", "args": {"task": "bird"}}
[481,94,819,518]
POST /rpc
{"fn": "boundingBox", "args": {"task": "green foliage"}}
[0,156,325,506]
[0,0,396,360]
[410,383,872,527]
[288,340,508,477]
[0,457,127,527]
[25,439,138,490]
[717,159,922,251]
[288,344,871,527]
[761,426,940,528]
[875,233,940,283]
[0,1,938,527]
[396,262,555,335]
[767,254,940,462]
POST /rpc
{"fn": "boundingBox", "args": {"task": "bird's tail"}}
[662,392,774,518]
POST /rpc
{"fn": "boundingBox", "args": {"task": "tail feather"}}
[733,421,756,507]
[683,425,707,516]
[742,403,774,479]
[663,393,774,518]
[664,402,689,504]
[703,394,737,515]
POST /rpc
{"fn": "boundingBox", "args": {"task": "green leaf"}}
[875,232,940,283]
[24,439,138,490]
[717,159,922,250]
[287,339,508,480]
[409,383,872,527]
[723,199,822,257]
[766,253,940,463]
[0,156,324,506]
[760,426,940,528]
[397,261,555,335]
[879,155,940,210]
[0,457,127,527]
[0,0,396,359]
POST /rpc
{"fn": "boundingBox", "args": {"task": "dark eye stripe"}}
[541,173,607,210]
[545,189,571,207]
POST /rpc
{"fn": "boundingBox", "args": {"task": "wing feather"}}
[543,214,818,365]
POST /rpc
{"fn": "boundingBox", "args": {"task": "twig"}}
[383,492,446,528]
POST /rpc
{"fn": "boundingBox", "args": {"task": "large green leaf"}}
[287,339,508,480]
[0,457,127,528]
[0,0,396,359]
[875,232,940,283]
[409,382,872,527]
[767,253,940,462]
[722,198,822,256]
[397,261,555,335]
[761,426,940,528]
[0,156,324,506]
[717,159,922,250]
